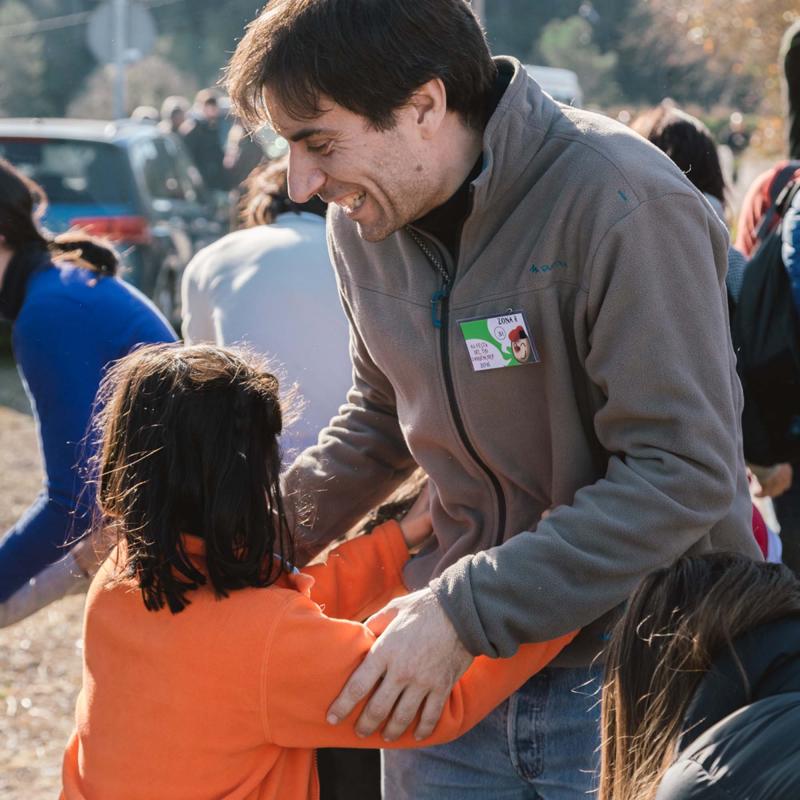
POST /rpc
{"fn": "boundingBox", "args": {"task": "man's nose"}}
[287,151,326,203]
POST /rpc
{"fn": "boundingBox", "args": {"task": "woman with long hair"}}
[600,553,800,800]
[0,157,175,625]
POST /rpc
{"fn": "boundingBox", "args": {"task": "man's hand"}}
[326,588,473,742]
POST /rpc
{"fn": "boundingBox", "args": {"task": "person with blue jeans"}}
[226,2,758,796]
[0,157,176,625]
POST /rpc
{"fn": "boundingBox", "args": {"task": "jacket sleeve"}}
[262,592,577,748]
[281,230,417,565]
[431,192,756,657]
[0,300,98,600]
[782,194,800,315]
[302,521,409,621]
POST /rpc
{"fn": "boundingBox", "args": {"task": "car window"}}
[0,138,132,205]
[131,136,196,203]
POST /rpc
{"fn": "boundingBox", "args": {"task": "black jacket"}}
[656,617,800,799]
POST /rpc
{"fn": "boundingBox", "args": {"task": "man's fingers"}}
[365,605,399,636]
[353,675,405,737]
[381,687,428,742]
[327,656,385,726]
[414,689,449,741]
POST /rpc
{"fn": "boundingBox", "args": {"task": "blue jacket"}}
[0,260,175,602]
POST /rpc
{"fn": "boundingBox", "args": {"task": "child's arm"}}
[261,592,577,749]
[302,521,411,621]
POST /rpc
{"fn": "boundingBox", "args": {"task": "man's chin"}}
[354,219,400,243]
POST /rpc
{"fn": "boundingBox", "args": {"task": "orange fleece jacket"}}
[61,522,576,800]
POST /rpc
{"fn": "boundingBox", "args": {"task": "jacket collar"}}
[678,616,800,752]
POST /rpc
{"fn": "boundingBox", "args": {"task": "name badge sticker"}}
[458,311,540,372]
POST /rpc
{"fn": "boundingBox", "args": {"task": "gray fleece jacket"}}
[283,57,760,664]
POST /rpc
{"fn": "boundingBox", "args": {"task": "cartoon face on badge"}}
[508,325,531,363]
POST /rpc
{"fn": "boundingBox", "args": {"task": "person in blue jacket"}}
[0,157,176,624]
[599,553,800,800]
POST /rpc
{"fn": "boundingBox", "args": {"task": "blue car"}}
[0,118,225,321]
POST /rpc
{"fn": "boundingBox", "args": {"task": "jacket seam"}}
[585,191,705,286]
[346,282,431,309]
[450,279,586,310]
[548,131,644,206]
[260,593,298,743]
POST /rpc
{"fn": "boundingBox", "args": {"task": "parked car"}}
[0,118,226,322]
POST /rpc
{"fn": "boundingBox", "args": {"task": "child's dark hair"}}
[94,343,292,613]
[0,156,119,274]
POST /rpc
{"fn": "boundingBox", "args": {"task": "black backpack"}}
[732,179,800,466]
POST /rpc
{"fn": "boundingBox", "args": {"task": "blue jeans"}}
[382,665,602,799]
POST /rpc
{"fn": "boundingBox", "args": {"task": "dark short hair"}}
[226,0,497,131]
[94,344,292,613]
[631,104,727,205]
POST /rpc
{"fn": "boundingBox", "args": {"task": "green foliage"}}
[0,0,48,116]
[537,15,623,106]
[485,0,580,61]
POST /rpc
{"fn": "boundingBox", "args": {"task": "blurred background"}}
[1,1,800,797]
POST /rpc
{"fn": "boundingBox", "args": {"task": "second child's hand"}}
[397,485,433,550]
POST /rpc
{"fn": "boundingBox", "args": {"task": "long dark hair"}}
[631,104,727,206]
[0,156,119,274]
[93,343,292,614]
[600,553,800,800]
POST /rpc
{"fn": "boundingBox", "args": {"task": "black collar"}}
[412,60,514,264]
[678,616,800,753]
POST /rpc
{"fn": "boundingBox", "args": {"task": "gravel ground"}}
[0,362,84,799]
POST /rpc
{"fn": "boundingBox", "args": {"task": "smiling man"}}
[227,1,760,797]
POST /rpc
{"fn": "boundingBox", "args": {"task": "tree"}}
[485,0,580,61]
[0,0,48,116]
[537,15,623,106]
[649,0,799,114]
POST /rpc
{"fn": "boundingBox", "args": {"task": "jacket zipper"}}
[406,227,507,548]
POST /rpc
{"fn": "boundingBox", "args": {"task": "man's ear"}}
[408,78,447,139]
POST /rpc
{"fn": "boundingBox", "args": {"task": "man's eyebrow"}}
[289,127,329,143]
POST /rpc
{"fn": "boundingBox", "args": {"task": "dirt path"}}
[0,363,84,799]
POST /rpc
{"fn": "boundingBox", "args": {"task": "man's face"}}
[265,92,437,242]
[203,101,219,122]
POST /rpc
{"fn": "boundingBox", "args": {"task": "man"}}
[180,89,227,191]
[227,1,759,797]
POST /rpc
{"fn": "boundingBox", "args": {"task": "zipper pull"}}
[431,279,451,328]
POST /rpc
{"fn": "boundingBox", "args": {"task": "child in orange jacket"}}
[61,343,576,800]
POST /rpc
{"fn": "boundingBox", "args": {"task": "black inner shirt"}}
[412,60,513,265]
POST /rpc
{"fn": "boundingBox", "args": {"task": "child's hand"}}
[398,485,433,549]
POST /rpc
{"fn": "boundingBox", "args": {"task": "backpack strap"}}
[755,166,800,244]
